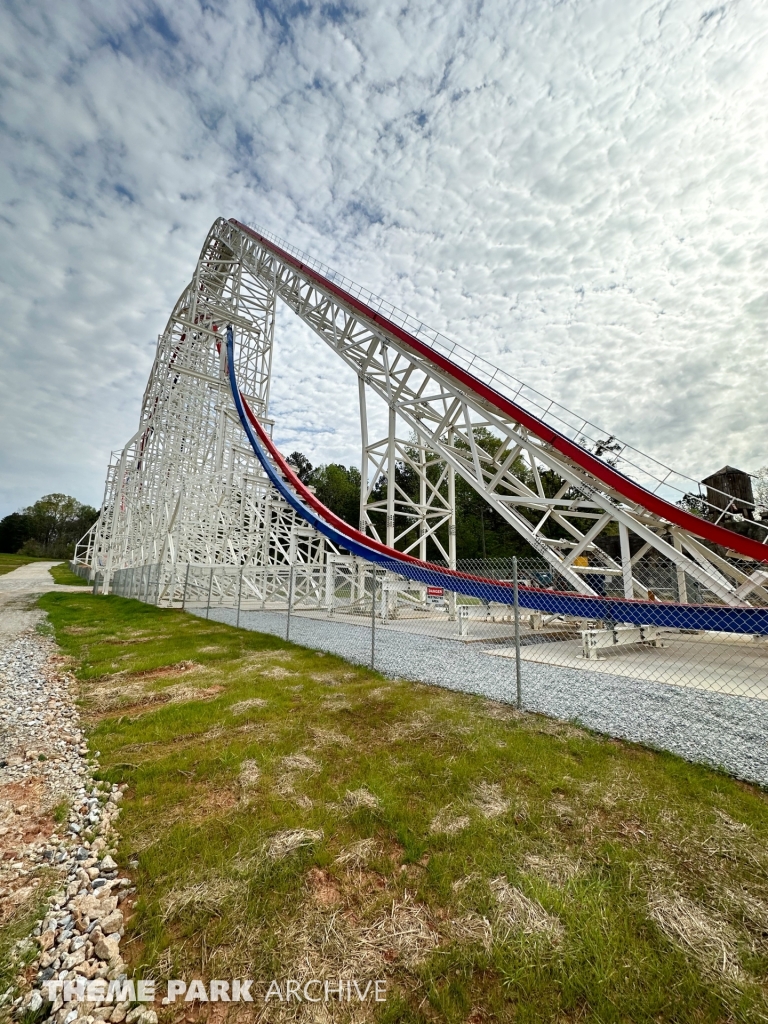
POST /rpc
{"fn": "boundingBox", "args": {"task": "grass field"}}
[36,591,768,1022]
[48,561,90,585]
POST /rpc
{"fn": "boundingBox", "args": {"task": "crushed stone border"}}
[0,630,149,1024]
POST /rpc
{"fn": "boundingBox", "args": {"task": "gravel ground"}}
[0,565,147,1024]
[206,607,768,788]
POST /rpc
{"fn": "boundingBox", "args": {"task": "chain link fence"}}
[98,557,768,786]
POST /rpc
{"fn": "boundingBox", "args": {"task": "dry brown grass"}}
[280,753,321,773]
[489,876,564,941]
[334,838,378,867]
[430,805,471,835]
[161,877,241,923]
[319,695,352,711]
[239,649,295,665]
[310,726,352,747]
[238,759,261,791]
[309,670,357,685]
[341,787,380,810]
[648,891,743,981]
[127,660,202,681]
[165,683,225,703]
[279,890,441,982]
[387,710,438,741]
[472,781,510,820]
[716,884,768,939]
[274,754,321,803]
[101,633,171,645]
[229,697,268,714]
[451,873,480,893]
[262,666,297,680]
[366,686,391,700]
[523,853,582,886]
[712,808,751,834]
[82,662,225,714]
[358,892,441,968]
[481,702,524,722]
[266,828,324,860]
[532,719,589,741]
[274,774,297,797]
[450,911,494,948]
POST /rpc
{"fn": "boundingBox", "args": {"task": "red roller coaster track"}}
[232,218,768,567]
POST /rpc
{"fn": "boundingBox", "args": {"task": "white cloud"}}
[1,0,767,517]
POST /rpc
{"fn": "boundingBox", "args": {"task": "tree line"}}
[0,494,99,559]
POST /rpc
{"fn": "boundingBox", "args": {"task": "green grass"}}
[0,553,52,576]
[36,591,768,1022]
[0,879,56,1014]
[48,561,89,586]
[52,800,69,824]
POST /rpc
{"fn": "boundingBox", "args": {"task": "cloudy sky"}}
[1,0,767,518]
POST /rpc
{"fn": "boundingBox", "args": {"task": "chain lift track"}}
[78,217,768,631]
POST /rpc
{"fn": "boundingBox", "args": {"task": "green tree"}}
[0,512,32,554]
[309,464,362,528]
[0,494,99,558]
[286,452,314,484]
[283,451,362,529]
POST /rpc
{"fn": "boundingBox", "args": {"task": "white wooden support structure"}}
[75,217,768,622]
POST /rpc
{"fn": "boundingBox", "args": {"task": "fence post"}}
[513,556,522,709]
[370,567,377,670]
[286,564,295,641]
[181,563,190,611]
[236,566,244,628]
[206,566,214,619]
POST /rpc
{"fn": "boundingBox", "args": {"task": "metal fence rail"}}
[99,558,768,786]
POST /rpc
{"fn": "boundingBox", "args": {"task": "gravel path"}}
[207,607,768,788]
[0,561,82,647]
[0,564,145,1024]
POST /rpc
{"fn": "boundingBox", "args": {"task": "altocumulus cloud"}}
[1,0,767,516]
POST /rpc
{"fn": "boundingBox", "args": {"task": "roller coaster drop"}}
[76,218,768,635]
